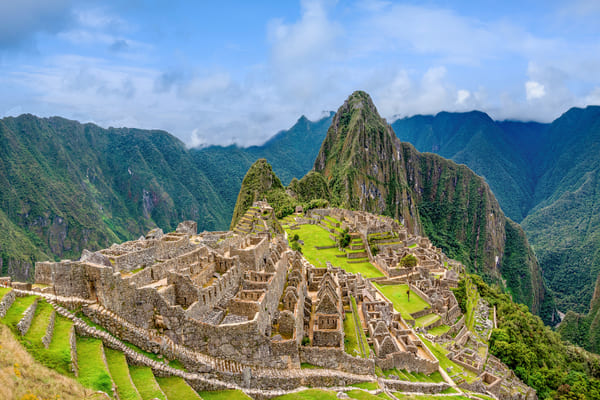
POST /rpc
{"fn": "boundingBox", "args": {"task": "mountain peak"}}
[314,91,395,173]
[229,158,284,229]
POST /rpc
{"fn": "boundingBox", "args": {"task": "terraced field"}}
[283,222,383,278]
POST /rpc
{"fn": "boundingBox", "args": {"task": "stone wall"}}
[0,289,16,318]
[409,284,432,305]
[382,379,449,394]
[230,236,270,271]
[16,298,38,336]
[299,346,375,375]
[70,325,78,376]
[375,351,439,375]
[42,310,56,348]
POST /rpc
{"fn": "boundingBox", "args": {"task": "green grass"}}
[1,295,36,327]
[373,284,429,318]
[344,313,363,357]
[128,366,166,400]
[3,298,75,376]
[105,347,142,400]
[414,313,440,328]
[24,300,53,341]
[271,389,339,400]
[351,296,370,357]
[441,387,460,394]
[347,390,384,400]
[155,376,201,399]
[197,389,253,399]
[0,286,10,299]
[464,278,479,332]
[284,224,383,278]
[46,315,75,375]
[393,395,471,400]
[427,324,450,336]
[76,337,114,395]
[418,335,477,383]
[300,362,323,369]
[350,381,379,390]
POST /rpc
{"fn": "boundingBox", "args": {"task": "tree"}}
[400,254,418,268]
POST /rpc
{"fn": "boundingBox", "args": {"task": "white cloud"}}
[456,90,471,105]
[525,81,546,100]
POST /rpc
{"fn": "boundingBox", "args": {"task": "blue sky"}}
[1,0,600,146]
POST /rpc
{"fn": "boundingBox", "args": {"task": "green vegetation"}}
[427,324,450,336]
[414,313,440,328]
[283,223,383,278]
[346,390,387,400]
[393,394,471,400]
[300,362,323,369]
[128,366,166,400]
[400,254,417,267]
[419,335,477,383]
[198,390,253,399]
[466,274,600,399]
[343,313,362,357]
[76,337,113,394]
[105,347,142,400]
[271,389,339,400]
[23,300,53,341]
[0,286,10,299]
[373,283,429,319]
[1,298,75,377]
[349,381,379,390]
[1,295,36,327]
[344,297,369,358]
[155,376,201,399]
[452,276,479,332]
[393,106,600,323]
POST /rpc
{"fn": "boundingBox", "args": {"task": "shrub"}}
[400,254,417,268]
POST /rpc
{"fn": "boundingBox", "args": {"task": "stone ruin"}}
[21,202,536,398]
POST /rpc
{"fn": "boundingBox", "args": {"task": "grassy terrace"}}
[155,376,201,399]
[393,395,471,399]
[344,296,370,358]
[373,283,429,320]
[418,335,477,384]
[427,324,451,336]
[414,313,441,328]
[105,347,142,400]
[464,277,479,333]
[284,223,383,278]
[379,366,444,383]
[198,390,253,399]
[1,295,37,327]
[76,337,113,395]
[272,389,394,400]
[0,286,10,299]
[343,312,363,357]
[129,365,166,400]
[24,300,53,341]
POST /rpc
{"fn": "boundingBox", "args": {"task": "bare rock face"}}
[176,220,197,235]
[79,249,112,267]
